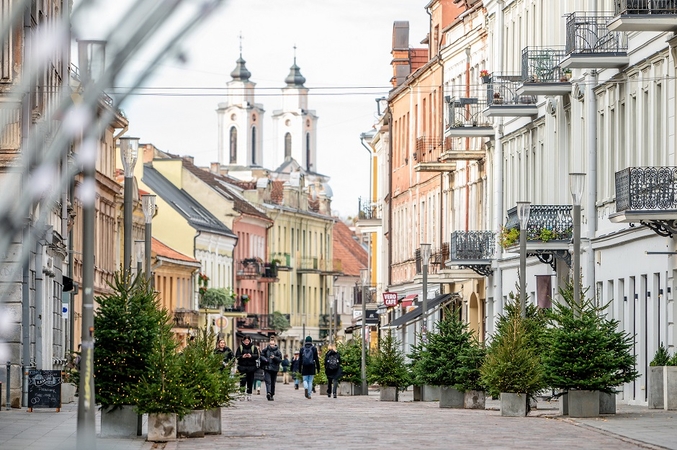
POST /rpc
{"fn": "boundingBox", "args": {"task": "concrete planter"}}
[339,382,366,396]
[421,385,440,402]
[61,383,76,404]
[178,409,205,438]
[319,384,328,396]
[379,386,398,401]
[500,392,528,417]
[649,366,677,410]
[439,386,464,408]
[147,413,177,442]
[568,390,599,418]
[599,391,617,414]
[204,408,221,435]
[413,385,422,401]
[100,405,138,438]
[464,390,486,409]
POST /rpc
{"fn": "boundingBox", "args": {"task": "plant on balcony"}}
[199,287,235,309]
[561,68,572,81]
[480,70,491,83]
[499,226,520,249]
[198,273,209,298]
[493,92,503,104]
[270,311,291,334]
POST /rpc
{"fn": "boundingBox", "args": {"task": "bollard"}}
[6,362,10,410]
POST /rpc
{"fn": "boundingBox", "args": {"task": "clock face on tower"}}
[231,113,237,121]
[285,119,291,127]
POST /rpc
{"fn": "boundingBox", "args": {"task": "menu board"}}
[28,370,62,411]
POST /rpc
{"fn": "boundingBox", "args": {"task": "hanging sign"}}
[382,292,398,308]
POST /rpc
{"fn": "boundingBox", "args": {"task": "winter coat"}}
[261,345,283,372]
[299,343,321,376]
[290,356,301,373]
[324,349,342,379]
[235,342,260,373]
[214,346,234,370]
[281,357,290,372]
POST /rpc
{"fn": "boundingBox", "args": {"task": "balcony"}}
[445,96,494,138]
[236,258,263,280]
[319,258,343,274]
[608,0,677,32]
[483,74,538,117]
[415,243,449,275]
[356,197,382,231]
[448,231,496,277]
[560,12,629,69]
[503,205,573,270]
[413,137,456,172]
[353,285,375,305]
[172,309,199,328]
[517,47,572,96]
[611,166,677,237]
[270,252,292,271]
[260,262,279,281]
[236,313,291,330]
[297,256,320,273]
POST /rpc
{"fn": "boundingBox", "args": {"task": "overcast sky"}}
[75,0,429,218]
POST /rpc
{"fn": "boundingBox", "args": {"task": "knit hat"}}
[305,336,312,343]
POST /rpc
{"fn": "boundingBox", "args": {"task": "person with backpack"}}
[281,353,291,384]
[235,335,260,401]
[299,335,320,399]
[261,336,283,401]
[290,350,301,390]
[324,344,341,398]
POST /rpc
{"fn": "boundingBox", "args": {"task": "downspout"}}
[387,109,394,289]
[193,230,202,310]
[465,47,471,232]
[493,1,505,321]
[35,234,44,370]
[586,70,598,297]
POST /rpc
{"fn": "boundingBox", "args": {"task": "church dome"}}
[285,59,306,87]
[230,56,251,81]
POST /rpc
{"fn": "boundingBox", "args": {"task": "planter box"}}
[319,384,328,396]
[178,409,205,438]
[649,366,677,410]
[61,383,76,404]
[599,391,617,414]
[464,390,486,409]
[204,408,221,435]
[379,386,398,401]
[439,386,464,408]
[421,385,440,402]
[500,393,528,417]
[100,405,138,438]
[568,390,599,418]
[147,413,177,442]
[413,385,422,401]
[339,382,366,396]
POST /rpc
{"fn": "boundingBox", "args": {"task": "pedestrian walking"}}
[290,350,301,390]
[254,367,264,395]
[299,336,320,399]
[324,344,341,398]
[281,353,291,384]
[261,336,283,401]
[235,335,260,401]
[214,338,234,370]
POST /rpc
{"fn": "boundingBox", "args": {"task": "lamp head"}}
[77,40,106,85]
[360,268,369,286]
[516,201,531,228]
[119,137,140,177]
[569,173,585,206]
[142,194,156,224]
[420,243,431,266]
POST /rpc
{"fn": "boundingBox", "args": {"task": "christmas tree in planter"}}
[94,272,163,437]
[542,284,638,416]
[368,333,410,400]
[336,338,368,394]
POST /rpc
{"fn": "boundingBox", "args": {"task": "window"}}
[306,132,311,170]
[251,126,257,165]
[229,126,237,164]
[284,132,292,158]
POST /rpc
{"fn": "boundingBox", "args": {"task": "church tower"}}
[271,53,319,172]
[216,46,265,167]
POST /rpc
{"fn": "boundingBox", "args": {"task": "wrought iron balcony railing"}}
[488,76,537,107]
[353,285,375,305]
[565,12,628,55]
[297,256,319,272]
[236,313,291,330]
[504,205,573,244]
[615,166,677,213]
[615,0,677,14]
[358,197,381,220]
[413,137,444,164]
[446,97,492,128]
[271,252,291,268]
[450,231,496,261]
[237,257,263,279]
[262,262,278,279]
[521,47,569,83]
[415,243,449,274]
[173,309,199,328]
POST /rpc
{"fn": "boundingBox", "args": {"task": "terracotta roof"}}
[332,220,367,277]
[152,238,199,263]
[270,180,284,205]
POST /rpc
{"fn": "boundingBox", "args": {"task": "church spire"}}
[285,45,306,87]
[230,32,251,81]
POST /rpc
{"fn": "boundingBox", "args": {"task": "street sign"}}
[215,316,229,328]
[382,292,398,307]
[365,309,379,325]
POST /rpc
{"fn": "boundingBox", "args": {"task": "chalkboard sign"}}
[28,369,62,411]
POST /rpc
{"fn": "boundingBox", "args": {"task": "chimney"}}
[183,155,194,165]
[210,162,220,174]
[391,21,411,87]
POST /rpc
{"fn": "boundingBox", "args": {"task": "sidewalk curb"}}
[552,416,672,450]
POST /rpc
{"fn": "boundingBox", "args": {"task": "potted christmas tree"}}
[648,343,677,410]
[455,338,487,409]
[314,347,328,396]
[132,308,192,442]
[369,333,411,401]
[337,339,367,395]
[543,284,638,417]
[94,272,162,438]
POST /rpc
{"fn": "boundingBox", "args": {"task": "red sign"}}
[382,292,398,308]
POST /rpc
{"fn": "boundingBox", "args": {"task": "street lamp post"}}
[119,137,139,274]
[420,243,431,338]
[516,202,531,318]
[569,173,585,314]
[360,267,368,395]
[142,194,156,283]
[76,38,106,450]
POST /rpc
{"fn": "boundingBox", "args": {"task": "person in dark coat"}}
[324,344,341,398]
[261,336,283,400]
[299,336,320,399]
[281,354,291,384]
[290,350,301,390]
[214,339,234,370]
[235,336,260,400]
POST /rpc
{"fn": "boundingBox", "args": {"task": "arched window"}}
[251,126,257,165]
[305,132,311,170]
[229,127,237,164]
[284,132,292,158]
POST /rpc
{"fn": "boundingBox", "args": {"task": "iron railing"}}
[565,12,628,55]
[446,97,492,129]
[297,256,319,271]
[358,197,381,220]
[415,243,449,274]
[505,205,573,242]
[450,231,496,260]
[353,285,375,305]
[236,313,291,330]
[262,262,278,279]
[486,74,537,106]
[615,0,677,14]
[615,166,677,212]
[173,309,199,328]
[271,252,291,267]
[237,258,263,278]
[521,47,569,83]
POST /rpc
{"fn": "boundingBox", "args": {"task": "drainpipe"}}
[493,1,506,321]
[465,47,471,232]
[35,235,44,370]
[586,70,598,297]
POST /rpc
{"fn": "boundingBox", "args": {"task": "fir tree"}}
[336,339,367,385]
[94,272,161,409]
[542,284,639,393]
[132,308,192,418]
[455,339,486,392]
[368,333,411,390]
[650,343,672,366]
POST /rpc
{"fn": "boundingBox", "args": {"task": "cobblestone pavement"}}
[1,386,675,450]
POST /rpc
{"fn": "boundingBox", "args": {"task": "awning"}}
[400,294,418,307]
[236,331,270,342]
[382,293,452,329]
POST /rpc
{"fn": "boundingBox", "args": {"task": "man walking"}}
[290,350,301,390]
[281,353,291,384]
[235,336,260,401]
[324,344,341,398]
[299,336,320,399]
[261,336,282,401]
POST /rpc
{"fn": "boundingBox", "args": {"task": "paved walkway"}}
[0,385,676,449]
